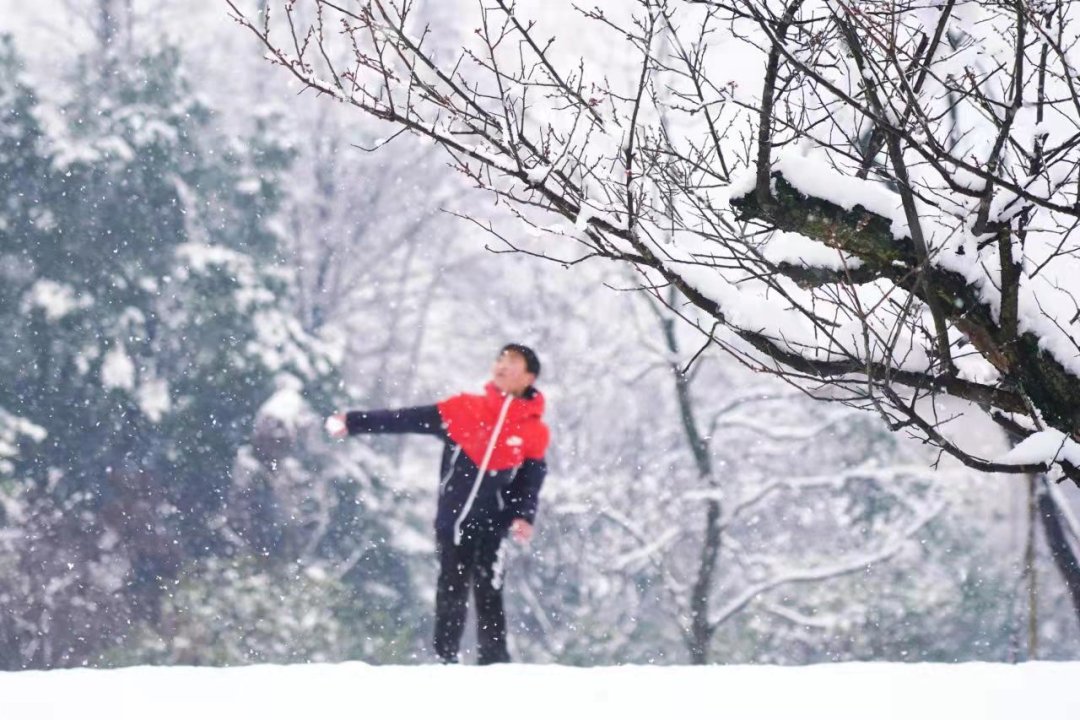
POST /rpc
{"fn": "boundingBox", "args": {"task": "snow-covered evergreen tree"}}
[0,37,423,667]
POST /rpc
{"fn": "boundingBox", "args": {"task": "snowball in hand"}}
[324,415,346,438]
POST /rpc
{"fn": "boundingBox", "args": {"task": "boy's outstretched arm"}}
[325,405,445,438]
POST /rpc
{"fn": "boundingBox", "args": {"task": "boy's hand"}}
[324,413,348,439]
[510,518,533,545]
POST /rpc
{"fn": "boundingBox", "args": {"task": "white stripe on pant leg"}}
[491,541,507,591]
[453,393,514,545]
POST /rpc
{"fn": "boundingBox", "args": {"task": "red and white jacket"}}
[346,382,550,544]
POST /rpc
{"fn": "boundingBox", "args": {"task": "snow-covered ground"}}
[1,662,1077,719]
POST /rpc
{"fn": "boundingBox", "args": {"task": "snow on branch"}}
[232,0,1080,484]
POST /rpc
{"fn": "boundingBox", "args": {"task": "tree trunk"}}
[1038,478,1080,627]
[657,290,722,664]
[688,498,721,664]
[1025,475,1038,660]
[97,0,123,55]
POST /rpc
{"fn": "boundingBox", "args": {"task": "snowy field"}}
[1,662,1078,720]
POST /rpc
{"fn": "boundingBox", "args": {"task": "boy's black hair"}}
[501,343,541,377]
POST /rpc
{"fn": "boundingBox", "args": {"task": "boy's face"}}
[492,349,536,396]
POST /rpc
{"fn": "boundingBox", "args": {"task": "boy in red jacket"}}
[326,344,550,664]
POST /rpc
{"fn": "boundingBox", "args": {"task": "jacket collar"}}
[484,381,545,418]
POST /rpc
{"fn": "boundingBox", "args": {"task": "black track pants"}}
[434,528,510,664]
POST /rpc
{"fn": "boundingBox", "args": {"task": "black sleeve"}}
[503,457,547,524]
[345,405,445,437]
